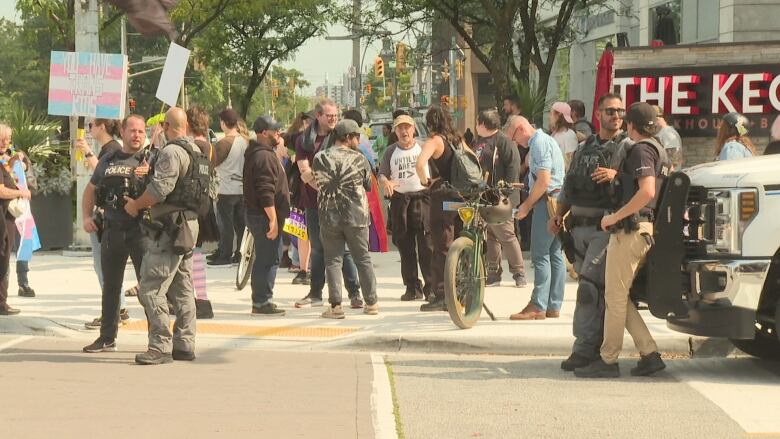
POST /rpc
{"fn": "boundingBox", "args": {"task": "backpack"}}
[563,134,621,209]
[163,139,212,216]
[448,140,483,193]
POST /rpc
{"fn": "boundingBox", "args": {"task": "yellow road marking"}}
[121,320,358,339]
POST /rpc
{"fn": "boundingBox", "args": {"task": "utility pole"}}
[449,36,457,116]
[72,0,100,249]
[352,0,361,108]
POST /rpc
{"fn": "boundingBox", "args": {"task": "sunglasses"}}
[601,107,625,117]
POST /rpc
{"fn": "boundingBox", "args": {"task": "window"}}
[649,1,682,45]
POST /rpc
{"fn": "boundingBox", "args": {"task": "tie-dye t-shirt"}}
[312,145,372,228]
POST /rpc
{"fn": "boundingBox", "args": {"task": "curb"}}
[0,317,78,338]
[321,333,701,357]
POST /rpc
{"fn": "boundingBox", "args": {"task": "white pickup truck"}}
[631,155,780,360]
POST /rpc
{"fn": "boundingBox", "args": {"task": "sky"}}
[0,1,388,94]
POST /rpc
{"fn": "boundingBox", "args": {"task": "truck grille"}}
[683,185,711,259]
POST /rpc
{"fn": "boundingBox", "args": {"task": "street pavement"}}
[387,353,780,439]
[0,251,778,438]
[0,250,704,357]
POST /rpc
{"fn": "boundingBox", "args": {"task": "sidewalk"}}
[0,251,714,357]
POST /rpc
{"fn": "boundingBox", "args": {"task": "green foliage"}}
[4,101,61,162]
[197,0,329,119]
[510,81,547,125]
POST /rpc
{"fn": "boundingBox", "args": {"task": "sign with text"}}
[48,51,128,119]
[613,64,780,136]
[155,42,191,107]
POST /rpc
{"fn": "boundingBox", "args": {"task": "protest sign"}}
[155,42,191,107]
[48,51,128,119]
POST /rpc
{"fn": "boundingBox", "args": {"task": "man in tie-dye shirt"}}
[312,120,379,319]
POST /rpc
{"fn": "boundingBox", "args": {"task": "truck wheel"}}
[731,331,780,361]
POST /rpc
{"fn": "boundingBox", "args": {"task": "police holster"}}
[93,210,105,243]
[169,211,195,256]
[559,214,576,264]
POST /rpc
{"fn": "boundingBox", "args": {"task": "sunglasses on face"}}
[601,107,625,117]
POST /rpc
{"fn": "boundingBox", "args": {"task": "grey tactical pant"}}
[570,224,610,360]
[138,220,199,354]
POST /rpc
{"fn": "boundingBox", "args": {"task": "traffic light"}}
[128,98,136,112]
[272,87,279,98]
[455,59,463,80]
[374,57,384,78]
[440,95,450,107]
[396,43,407,72]
[366,84,372,94]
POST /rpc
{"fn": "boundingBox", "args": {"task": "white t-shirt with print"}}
[388,142,429,193]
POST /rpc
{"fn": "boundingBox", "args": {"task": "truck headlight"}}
[707,188,758,256]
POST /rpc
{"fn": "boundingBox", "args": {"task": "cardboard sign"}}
[155,42,191,107]
[48,51,128,119]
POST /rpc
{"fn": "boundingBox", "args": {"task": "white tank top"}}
[216,136,248,195]
[389,142,428,193]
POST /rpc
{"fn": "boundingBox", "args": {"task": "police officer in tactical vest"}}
[574,102,671,378]
[124,107,206,365]
[550,93,632,371]
[81,114,150,354]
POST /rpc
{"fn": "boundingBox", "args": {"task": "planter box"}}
[30,193,73,250]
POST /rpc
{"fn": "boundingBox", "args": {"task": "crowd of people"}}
[0,89,773,370]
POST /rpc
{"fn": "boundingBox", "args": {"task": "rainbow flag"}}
[12,161,41,262]
[47,51,128,119]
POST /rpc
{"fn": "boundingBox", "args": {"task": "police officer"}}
[574,102,670,378]
[549,93,631,371]
[124,107,202,365]
[81,114,149,353]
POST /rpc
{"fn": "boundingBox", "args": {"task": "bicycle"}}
[235,226,254,290]
[443,181,518,329]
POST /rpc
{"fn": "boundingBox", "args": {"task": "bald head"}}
[164,107,188,140]
[504,115,535,148]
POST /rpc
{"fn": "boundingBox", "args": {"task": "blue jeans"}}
[246,213,282,307]
[305,208,360,300]
[529,198,565,312]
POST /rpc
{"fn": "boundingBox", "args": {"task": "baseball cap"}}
[252,115,281,133]
[551,102,574,124]
[625,102,657,128]
[393,114,415,128]
[219,108,239,126]
[335,119,361,138]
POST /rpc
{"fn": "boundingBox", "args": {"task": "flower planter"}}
[30,193,73,250]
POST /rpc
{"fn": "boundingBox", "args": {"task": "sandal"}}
[124,285,139,297]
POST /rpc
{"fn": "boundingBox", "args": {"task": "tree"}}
[197,0,329,119]
[365,0,610,106]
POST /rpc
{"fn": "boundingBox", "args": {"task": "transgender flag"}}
[48,51,128,119]
[12,161,41,262]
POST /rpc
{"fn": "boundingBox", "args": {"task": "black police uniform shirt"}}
[90,150,141,223]
[622,141,660,217]
[98,139,122,160]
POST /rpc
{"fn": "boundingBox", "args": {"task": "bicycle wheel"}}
[444,236,485,329]
[235,228,255,290]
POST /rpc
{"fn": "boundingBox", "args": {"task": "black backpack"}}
[563,134,622,209]
[163,139,212,216]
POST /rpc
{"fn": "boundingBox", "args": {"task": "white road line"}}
[497,367,510,375]
[675,360,780,435]
[0,335,32,352]
[370,353,399,439]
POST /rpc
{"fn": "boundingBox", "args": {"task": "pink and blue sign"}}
[47,51,128,119]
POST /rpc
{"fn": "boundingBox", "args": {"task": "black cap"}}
[625,102,657,128]
[252,115,282,133]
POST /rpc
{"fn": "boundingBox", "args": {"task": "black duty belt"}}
[569,216,602,227]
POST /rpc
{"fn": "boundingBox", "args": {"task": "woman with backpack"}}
[415,106,468,312]
[549,102,579,171]
[716,112,756,161]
